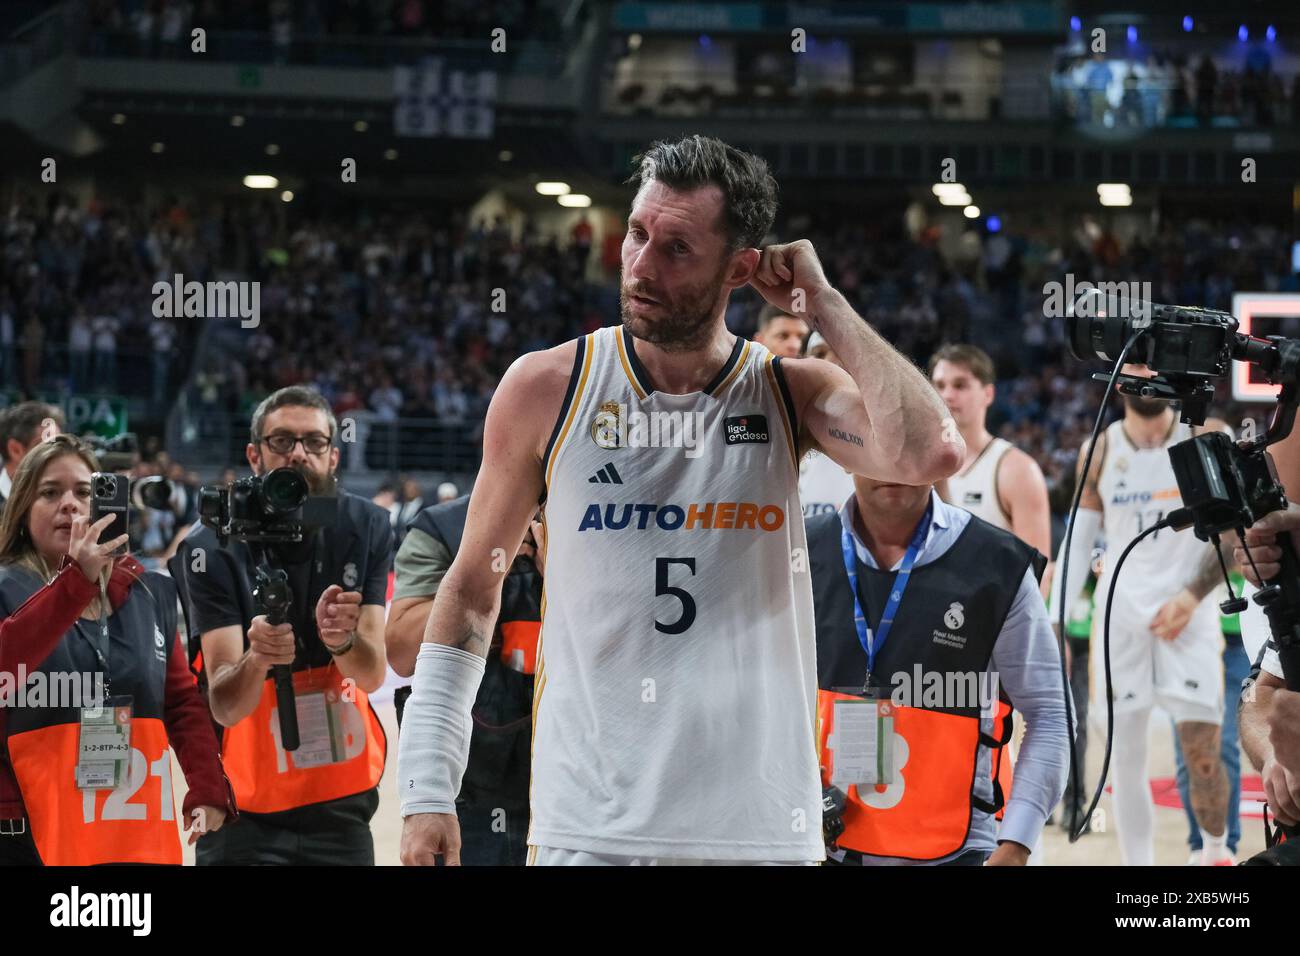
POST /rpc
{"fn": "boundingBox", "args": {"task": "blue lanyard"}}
[839,501,932,689]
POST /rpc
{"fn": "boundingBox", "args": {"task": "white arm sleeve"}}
[1047,507,1102,627]
[397,642,486,817]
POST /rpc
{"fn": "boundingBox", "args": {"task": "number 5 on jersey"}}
[655,557,697,634]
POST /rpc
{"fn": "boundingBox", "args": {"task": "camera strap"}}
[72,583,113,697]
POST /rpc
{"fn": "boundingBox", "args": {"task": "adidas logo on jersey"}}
[588,463,623,484]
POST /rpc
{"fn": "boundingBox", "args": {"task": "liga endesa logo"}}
[577,501,786,532]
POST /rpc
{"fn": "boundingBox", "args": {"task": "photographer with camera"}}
[0,435,234,865]
[0,402,64,514]
[1050,364,1234,865]
[174,386,392,865]
[1231,504,1300,832]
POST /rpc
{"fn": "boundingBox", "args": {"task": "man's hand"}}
[316,584,363,649]
[1262,756,1300,826]
[247,614,296,668]
[1268,687,1300,776]
[400,812,462,866]
[1150,589,1200,642]
[1231,502,1300,586]
[748,239,832,321]
[985,842,1030,866]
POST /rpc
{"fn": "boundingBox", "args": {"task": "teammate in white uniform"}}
[396,135,962,865]
[799,331,855,518]
[1050,365,1233,865]
[929,343,1053,861]
[752,303,808,359]
[929,345,1051,589]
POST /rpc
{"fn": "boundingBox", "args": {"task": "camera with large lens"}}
[83,432,140,473]
[1066,292,1300,859]
[1066,294,1300,537]
[198,467,338,546]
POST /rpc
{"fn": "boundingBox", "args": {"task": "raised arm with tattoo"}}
[748,241,964,485]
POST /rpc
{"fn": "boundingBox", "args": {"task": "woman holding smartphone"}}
[0,435,234,865]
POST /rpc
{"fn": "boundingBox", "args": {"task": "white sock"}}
[1200,827,1229,863]
[1111,709,1154,866]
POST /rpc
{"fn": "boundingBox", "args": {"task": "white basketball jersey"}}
[1095,419,1215,614]
[530,325,823,860]
[946,436,1012,531]
[799,448,854,519]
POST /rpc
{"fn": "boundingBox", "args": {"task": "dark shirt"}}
[176,489,393,825]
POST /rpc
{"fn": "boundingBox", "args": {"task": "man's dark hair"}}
[625,135,778,250]
[0,402,65,462]
[756,302,804,333]
[249,385,338,445]
[928,344,996,387]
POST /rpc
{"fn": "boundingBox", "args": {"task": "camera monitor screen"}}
[1231,293,1300,403]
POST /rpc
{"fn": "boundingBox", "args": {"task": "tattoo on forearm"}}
[828,427,864,447]
[454,625,490,657]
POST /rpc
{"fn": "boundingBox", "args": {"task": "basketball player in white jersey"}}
[397,135,963,866]
[798,331,855,518]
[752,303,808,359]
[930,345,1052,597]
[1050,364,1232,865]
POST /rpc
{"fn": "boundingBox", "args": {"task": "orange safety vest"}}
[2,566,184,865]
[817,690,1014,861]
[9,718,181,866]
[499,620,541,675]
[220,663,386,814]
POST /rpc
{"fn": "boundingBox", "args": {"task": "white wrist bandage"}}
[397,642,486,817]
[1048,507,1102,625]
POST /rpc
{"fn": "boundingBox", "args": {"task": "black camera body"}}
[198,467,338,546]
[1068,296,1300,856]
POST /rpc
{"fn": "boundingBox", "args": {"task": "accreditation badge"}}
[75,696,134,791]
[290,688,350,769]
[830,696,896,787]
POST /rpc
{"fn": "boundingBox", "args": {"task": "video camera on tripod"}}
[1066,295,1300,860]
[197,468,339,752]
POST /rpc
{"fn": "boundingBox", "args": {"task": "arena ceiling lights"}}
[535,182,570,196]
[1097,183,1132,207]
[558,194,592,208]
[243,174,280,189]
[933,183,972,207]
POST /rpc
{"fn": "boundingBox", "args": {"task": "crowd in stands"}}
[0,191,210,406]
[6,182,1298,518]
[82,0,562,61]
[1054,50,1300,129]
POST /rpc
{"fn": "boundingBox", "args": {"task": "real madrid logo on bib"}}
[943,602,965,630]
[591,400,623,450]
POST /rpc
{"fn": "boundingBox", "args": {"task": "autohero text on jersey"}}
[578,501,786,532]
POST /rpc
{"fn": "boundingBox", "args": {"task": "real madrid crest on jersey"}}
[591,400,623,450]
